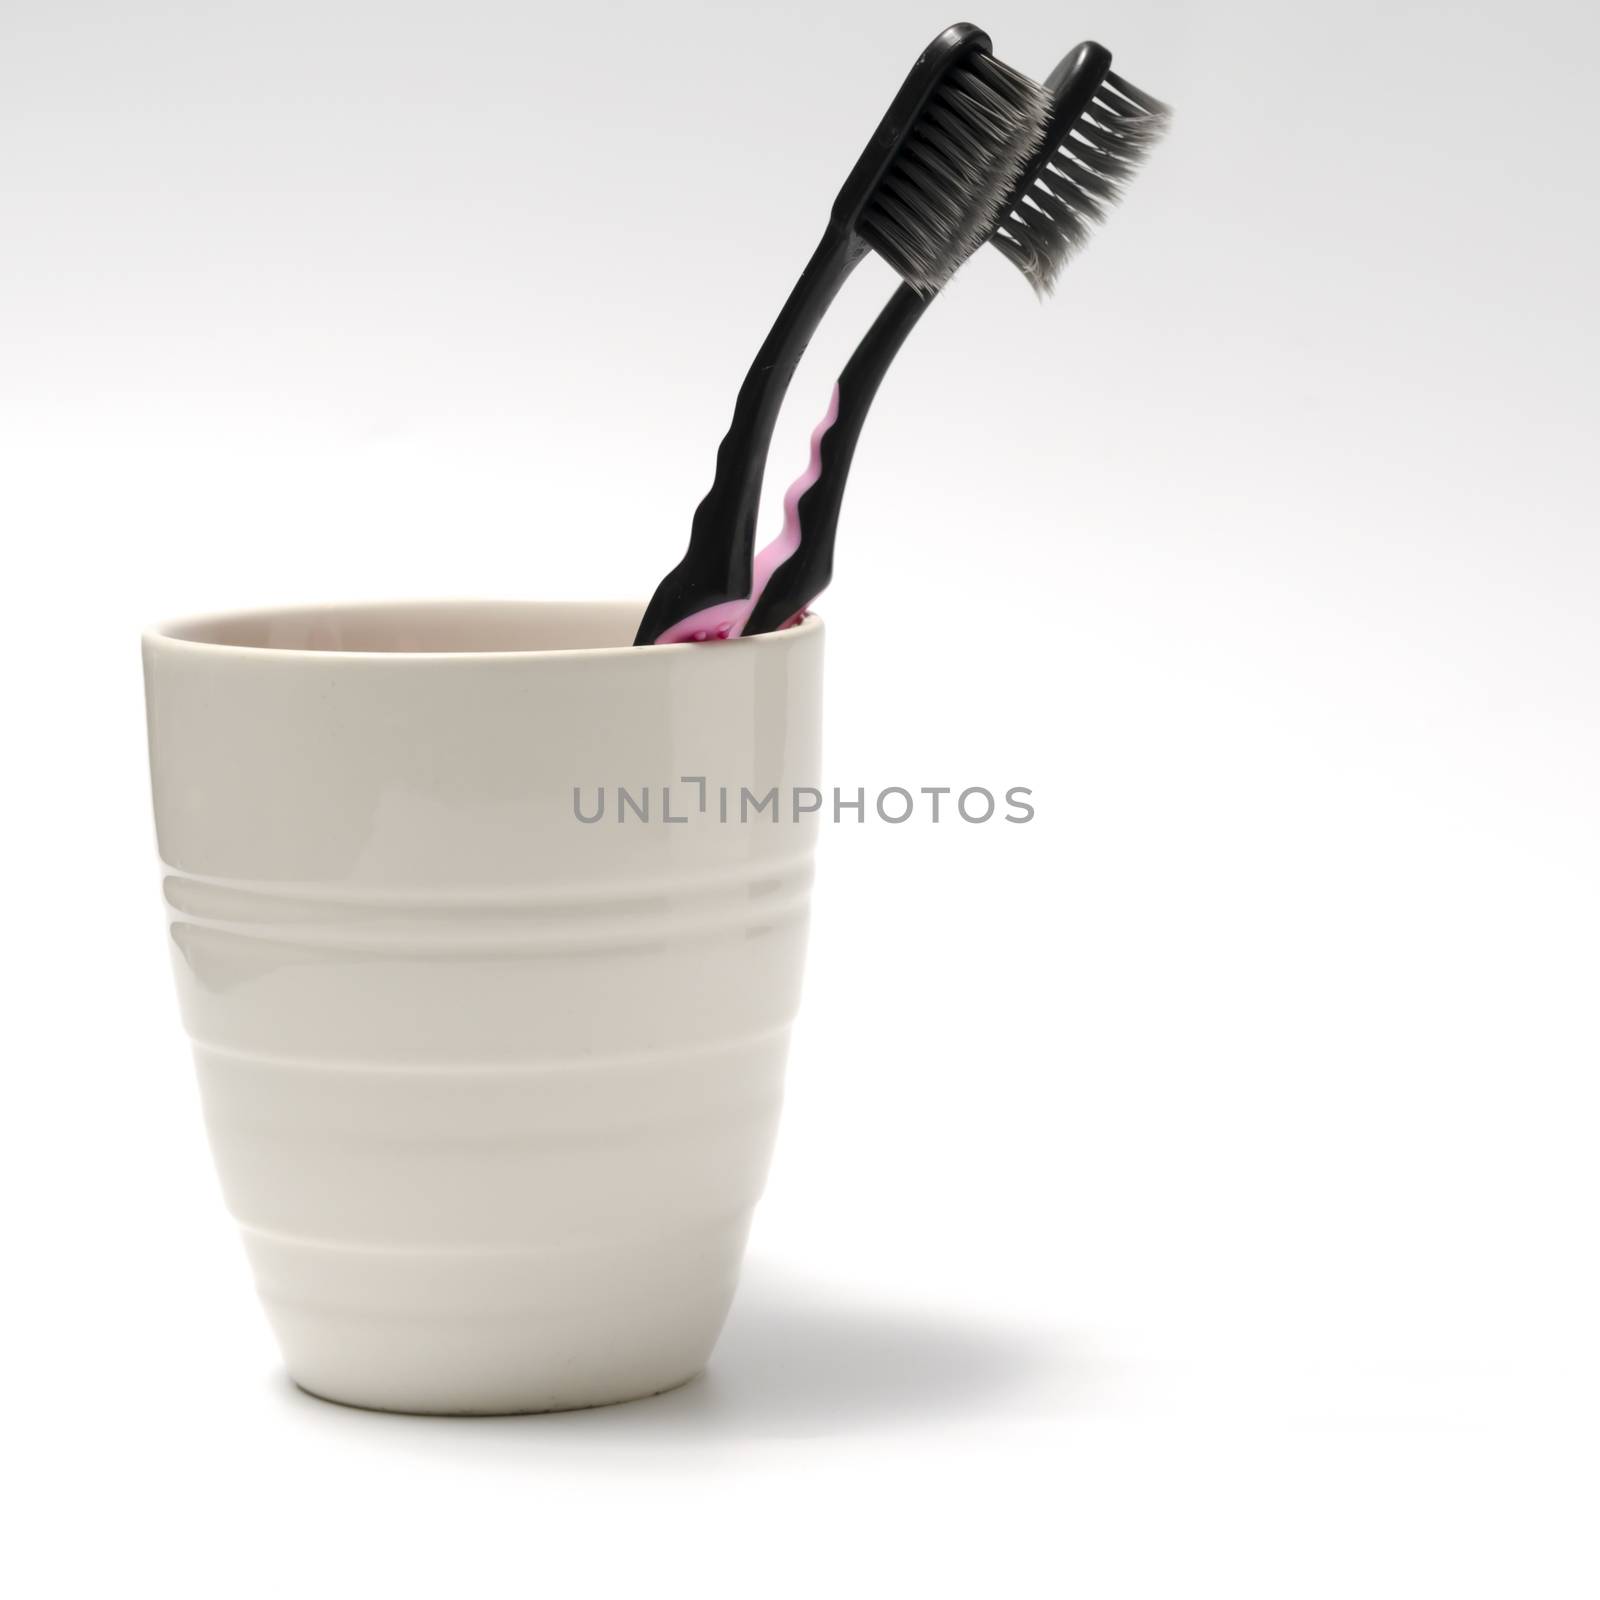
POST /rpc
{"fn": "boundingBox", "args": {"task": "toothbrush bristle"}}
[990,68,1171,296]
[860,52,1050,296]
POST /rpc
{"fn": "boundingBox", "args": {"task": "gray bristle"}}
[990,70,1171,297]
[859,53,1051,296]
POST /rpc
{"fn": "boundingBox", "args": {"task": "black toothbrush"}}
[739,42,1171,638]
[634,23,1049,647]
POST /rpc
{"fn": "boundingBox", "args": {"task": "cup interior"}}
[153,600,649,655]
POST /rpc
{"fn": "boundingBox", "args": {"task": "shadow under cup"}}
[142,600,824,1414]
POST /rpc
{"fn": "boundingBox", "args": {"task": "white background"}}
[3,0,1597,1594]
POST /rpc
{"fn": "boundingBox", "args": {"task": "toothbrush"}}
[730,43,1171,639]
[634,22,1049,647]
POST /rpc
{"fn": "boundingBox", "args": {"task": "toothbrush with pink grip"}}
[736,43,1171,639]
[658,269,931,644]
[653,386,841,643]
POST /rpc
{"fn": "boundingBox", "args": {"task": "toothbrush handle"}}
[742,282,929,637]
[633,228,864,646]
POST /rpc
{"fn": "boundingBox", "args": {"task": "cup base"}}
[246,1214,749,1417]
[291,1367,704,1418]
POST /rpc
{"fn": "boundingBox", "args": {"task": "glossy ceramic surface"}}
[142,601,823,1413]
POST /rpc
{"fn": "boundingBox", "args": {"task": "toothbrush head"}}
[835,23,1050,296]
[989,41,1171,296]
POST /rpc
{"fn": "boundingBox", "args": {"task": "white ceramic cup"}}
[142,600,823,1414]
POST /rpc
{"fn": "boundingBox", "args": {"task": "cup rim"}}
[142,597,823,662]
